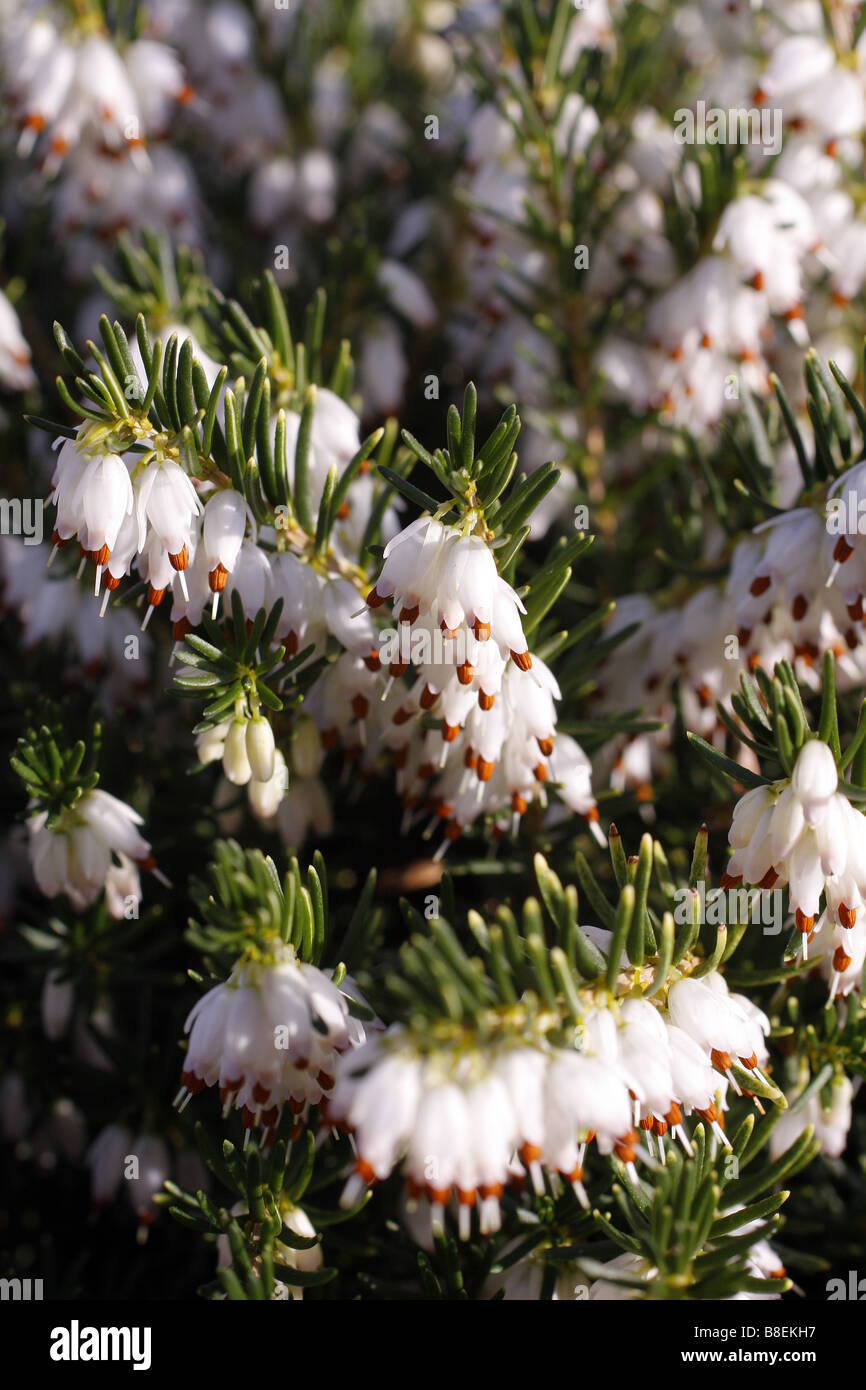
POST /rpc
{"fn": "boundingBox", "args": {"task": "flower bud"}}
[290,715,323,779]
[223,719,252,785]
[246,714,276,783]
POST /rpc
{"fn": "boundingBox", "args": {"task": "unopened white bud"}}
[246,715,276,783]
[291,715,323,778]
[223,719,252,786]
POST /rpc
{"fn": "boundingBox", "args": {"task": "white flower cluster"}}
[593,452,866,799]
[329,973,769,1239]
[726,738,866,988]
[177,943,368,1140]
[27,787,154,917]
[2,0,200,271]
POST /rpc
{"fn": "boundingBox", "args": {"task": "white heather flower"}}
[276,776,333,847]
[202,488,248,615]
[41,968,74,1040]
[0,1073,32,1143]
[224,538,273,619]
[290,716,324,780]
[0,288,36,390]
[667,974,769,1098]
[134,456,202,572]
[104,853,142,920]
[86,1123,132,1208]
[248,749,289,821]
[771,1073,853,1160]
[727,739,865,943]
[126,1135,170,1225]
[27,788,152,913]
[179,943,354,1134]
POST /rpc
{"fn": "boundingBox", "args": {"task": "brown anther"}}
[479,690,495,710]
[251,1082,270,1104]
[510,649,532,670]
[839,903,857,929]
[640,1115,654,1131]
[427,1186,451,1204]
[477,758,495,782]
[700,333,712,349]
[847,598,863,622]
[442,721,460,743]
[737,626,752,646]
[750,271,765,292]
[285,630,299,656]
[511,792,528,814]
[321,727,339,749]
[363,648,381,671]
[520,1142,542,1165]
[388,660,407,678]
[791,594,808,621]
[473,619,491,641]
[181,1070,205,1094]
[757,867,778,889]
[392,706,413,725]
[391,747,407,770]
[337,502,350,520]
[666,1103,683,1126]
[749,574,772,597]
[366,586,386,608]
[146,584,165,606]
[833,944,852,972]
[834,536,855,563]
[439,619,459,639]
[172,616,191,640]
[356,1157,377,1184]
[398,603,420,624]
[652,1118,669,1137]
[795,907,814,934]
[613,1130,638,1162]
[457,661,474,685]
[169,546,187,572]
[351,694,369,719]
[537,735,554,756]
[480,1182,504,1199]
[738,1053,757,1070]
[464,748,478,769]
[457,1188,476,1207]
[445,821,462,841]
[534,763,547,783]
[720,871,743,890]
[711,1049,733,1073]
[317,1071,335,1091]
[103,572,122,592]
[419,684,439,709]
